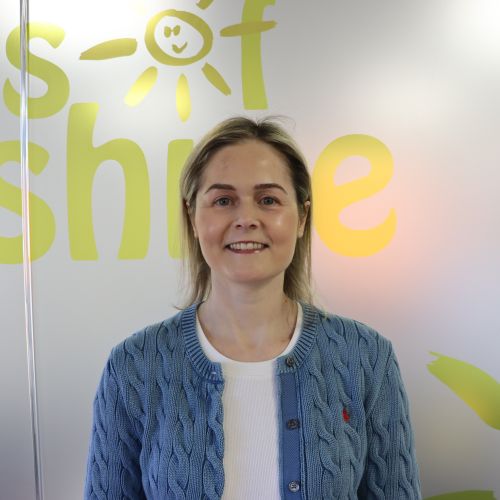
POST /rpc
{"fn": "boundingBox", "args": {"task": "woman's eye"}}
[261,196,278,206]
[214,197,232,206]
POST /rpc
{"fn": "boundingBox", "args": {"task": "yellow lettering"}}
[240,0,275,109]
[312,134,396,257]
[0,141,56,263]
[167,140,193,259]
[4,23,69,118]
[67,103,150,260]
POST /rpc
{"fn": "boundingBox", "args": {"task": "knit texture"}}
[84,303,421,499]
[195,304,302,499]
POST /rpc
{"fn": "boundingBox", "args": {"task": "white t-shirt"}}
[196,304,303,500]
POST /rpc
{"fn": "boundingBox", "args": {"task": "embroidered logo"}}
[342,408,350,422]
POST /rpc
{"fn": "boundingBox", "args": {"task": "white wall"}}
[1,0,500,498]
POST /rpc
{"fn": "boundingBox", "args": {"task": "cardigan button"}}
[286,418,300,430]
[288,481,300,493]
[285,356,295,367]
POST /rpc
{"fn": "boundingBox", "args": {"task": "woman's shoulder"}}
[107,307,191,368]
[307,304,397,405]
[306,302,393,360]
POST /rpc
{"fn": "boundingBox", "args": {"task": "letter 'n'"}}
[67,103,150,260]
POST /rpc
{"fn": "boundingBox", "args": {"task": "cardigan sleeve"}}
[84,353,146,500]
[358,344,422,499]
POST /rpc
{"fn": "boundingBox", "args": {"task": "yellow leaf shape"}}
[80,38,137,60]
[197,0,214,9]
[176,74,191,122]
[125,67,158,107]
[424,490,496,500]
[202,63,231,95]
[220,21,277,37]
[428,352,500,430]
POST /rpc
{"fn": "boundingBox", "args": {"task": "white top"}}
[196,304,303,500]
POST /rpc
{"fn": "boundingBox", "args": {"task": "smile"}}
[226,242,268,251]
[172,42,188,54]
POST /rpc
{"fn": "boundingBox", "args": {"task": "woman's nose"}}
[234,202,259,229]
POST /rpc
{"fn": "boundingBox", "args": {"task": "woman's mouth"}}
[226,242,268,252]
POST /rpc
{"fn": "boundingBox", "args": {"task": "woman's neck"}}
[197,281,298,361]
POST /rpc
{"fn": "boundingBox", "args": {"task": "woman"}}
[85,117,421,499]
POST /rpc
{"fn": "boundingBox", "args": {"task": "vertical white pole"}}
[20,0,44,498]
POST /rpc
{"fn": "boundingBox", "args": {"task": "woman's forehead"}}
[199,140,293,188]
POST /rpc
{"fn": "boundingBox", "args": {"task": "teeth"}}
[228,242,265,251]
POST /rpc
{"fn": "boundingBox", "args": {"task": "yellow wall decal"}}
[79,38,138,60]
[0,141,56,263]
[167,140,194,259]
[125,66,158,107]
[201,63,231,95]
[428,352,500,430]
[4,23,69,118]
[425,491,496,500]
[79,4,252,120]
[312,134,396,257]
[196,0,214,9]
[236,0,275,109]
[176,74,191,122]
[220,20,276,37]
[67,103,151,260]
[145,9,213,66]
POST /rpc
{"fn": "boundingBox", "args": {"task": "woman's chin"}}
[217,271,285,288]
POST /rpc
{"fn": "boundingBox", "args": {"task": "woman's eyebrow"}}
[254,183,288,194]
[203,183,288,194]
[204,183,235,194]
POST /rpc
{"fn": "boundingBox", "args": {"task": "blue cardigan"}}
[85,302,421,499]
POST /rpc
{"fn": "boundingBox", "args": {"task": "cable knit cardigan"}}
[85,302,421,499]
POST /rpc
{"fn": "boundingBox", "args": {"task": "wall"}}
[1,0,500,498]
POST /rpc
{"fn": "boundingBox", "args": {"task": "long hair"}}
[179,116,313,307]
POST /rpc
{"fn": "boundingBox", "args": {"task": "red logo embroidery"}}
[342,408,350,422]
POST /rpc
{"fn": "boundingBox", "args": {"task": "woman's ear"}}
[297,200,311,238]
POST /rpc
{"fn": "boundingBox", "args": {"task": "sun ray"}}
[202,63,231,95]
[197,0,214,9]
[220,21,276,37]
[80,38,138,60]
[176,74,191,122]
[124,66,158,107]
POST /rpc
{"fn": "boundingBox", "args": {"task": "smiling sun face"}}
[146,9,213,66]
[165,25,188,55]
[80,3,228,122]
[80,1,277,122]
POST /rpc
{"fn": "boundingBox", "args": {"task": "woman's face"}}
[192,139,308,289]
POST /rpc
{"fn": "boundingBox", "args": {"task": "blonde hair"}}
[179,116,313,306]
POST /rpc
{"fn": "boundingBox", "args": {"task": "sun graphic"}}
[79,1,276,121]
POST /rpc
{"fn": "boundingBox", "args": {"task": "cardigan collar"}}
[180,301,319,382]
